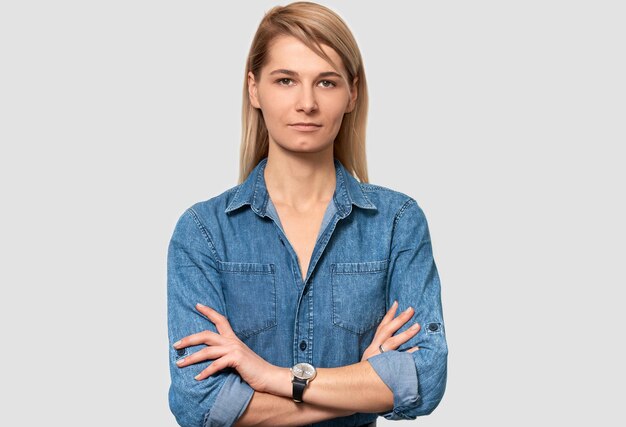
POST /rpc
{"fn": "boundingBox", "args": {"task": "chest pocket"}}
[217,260,277,339]
[331,259,389,335]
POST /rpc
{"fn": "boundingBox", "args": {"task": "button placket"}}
[295,282,313,361]
[305,281,314,364]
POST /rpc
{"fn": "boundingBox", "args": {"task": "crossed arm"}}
[173,302,420,426]
[233,362,389,426]
[168,202,447,426]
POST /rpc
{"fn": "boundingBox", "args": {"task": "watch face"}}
[292,362,317,380]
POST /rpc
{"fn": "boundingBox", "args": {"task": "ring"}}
[379,344,386,353]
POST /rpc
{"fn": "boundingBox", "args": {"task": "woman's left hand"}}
[173,303,280,392]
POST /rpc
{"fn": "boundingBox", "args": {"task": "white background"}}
[1,1,624,425]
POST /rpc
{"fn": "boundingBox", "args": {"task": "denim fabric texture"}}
[167,157,448,427]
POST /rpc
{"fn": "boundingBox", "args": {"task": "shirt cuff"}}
[367,350,419,420]
[203,373,255,427]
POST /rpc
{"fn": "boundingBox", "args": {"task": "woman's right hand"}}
[361,301,421,361]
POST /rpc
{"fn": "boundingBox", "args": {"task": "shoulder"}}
[172,184,241,233]
[357,182,427,224]
[188,184,240,219]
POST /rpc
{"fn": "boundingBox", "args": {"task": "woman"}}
[167,2,448,426]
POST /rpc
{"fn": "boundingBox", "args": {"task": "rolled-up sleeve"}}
[367,198,448,420]
[167,208,254,427]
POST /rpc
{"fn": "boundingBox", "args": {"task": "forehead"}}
[264,35,346,76]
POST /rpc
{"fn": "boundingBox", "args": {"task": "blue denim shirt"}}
[167,157,447,427]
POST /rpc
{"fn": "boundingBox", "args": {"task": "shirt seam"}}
[392,198,432,246]
[385,198,416,312]
[393,198,417,226]
[187,207,221,262]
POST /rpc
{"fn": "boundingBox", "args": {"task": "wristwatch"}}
[290,362,317,403]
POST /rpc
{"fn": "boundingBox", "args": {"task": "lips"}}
[289,122,323,132]
[290,122,322,127]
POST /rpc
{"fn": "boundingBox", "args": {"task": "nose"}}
[295,85,318,113]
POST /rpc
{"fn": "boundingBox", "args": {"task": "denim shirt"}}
[167,157,448,427]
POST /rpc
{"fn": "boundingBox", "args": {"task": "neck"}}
[264,146,336,211]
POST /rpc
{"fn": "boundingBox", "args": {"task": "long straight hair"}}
[238,1,370,184]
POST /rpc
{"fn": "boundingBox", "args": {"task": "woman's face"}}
[248,35,357,155]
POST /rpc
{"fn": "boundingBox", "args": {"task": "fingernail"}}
[176,358,185,365]
[410,323,420,330]
[194,374,201,380]
[173,340,181,348]
[197,303,205,308]
[404,306,413,314]
[392,300,398,307]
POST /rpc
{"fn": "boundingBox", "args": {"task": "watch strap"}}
[292,377,308,403]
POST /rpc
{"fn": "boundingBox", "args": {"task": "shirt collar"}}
[224,157,377,218]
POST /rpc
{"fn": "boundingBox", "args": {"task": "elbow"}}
[414,399,443,417]
[416,376,447,416]
[166,353,226,427]
[168,369,254,427]
[402,370,447,419]
[168,384,210,427]
[422,358,448,416]
[408,347,448,418]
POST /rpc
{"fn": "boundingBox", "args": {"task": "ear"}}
[248,71,261,109]
[345,76,359,113]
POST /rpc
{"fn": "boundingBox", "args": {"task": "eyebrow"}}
[269,69,343,79]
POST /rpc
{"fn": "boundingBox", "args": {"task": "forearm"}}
[233,391,354,427]
[264,361,394,413]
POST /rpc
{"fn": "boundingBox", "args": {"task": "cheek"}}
[328,101,350,126]
[259,93,290,122]
[323,92,350,116]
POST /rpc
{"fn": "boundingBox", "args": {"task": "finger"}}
[195,355,233,380]
[195,303,236,337]
[372,305,414,345]
[173,330,222,349]
[378,300,399,326]
[384,322,421,350]
[176,346,227,368]
[383,306,416,335]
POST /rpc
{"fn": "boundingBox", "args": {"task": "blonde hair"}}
[238,1,369,184]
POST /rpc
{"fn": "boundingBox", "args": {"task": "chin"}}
[296,139,335,150]
[270,133,334,153]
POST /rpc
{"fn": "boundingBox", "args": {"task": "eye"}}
[319,80,336,88]
[276,78,294,86]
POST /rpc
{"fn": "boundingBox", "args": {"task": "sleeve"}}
[366,198,448,420]
[167,208,255,427]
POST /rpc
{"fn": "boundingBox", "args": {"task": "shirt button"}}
[428,323,440,332]
[299,340,307,351]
